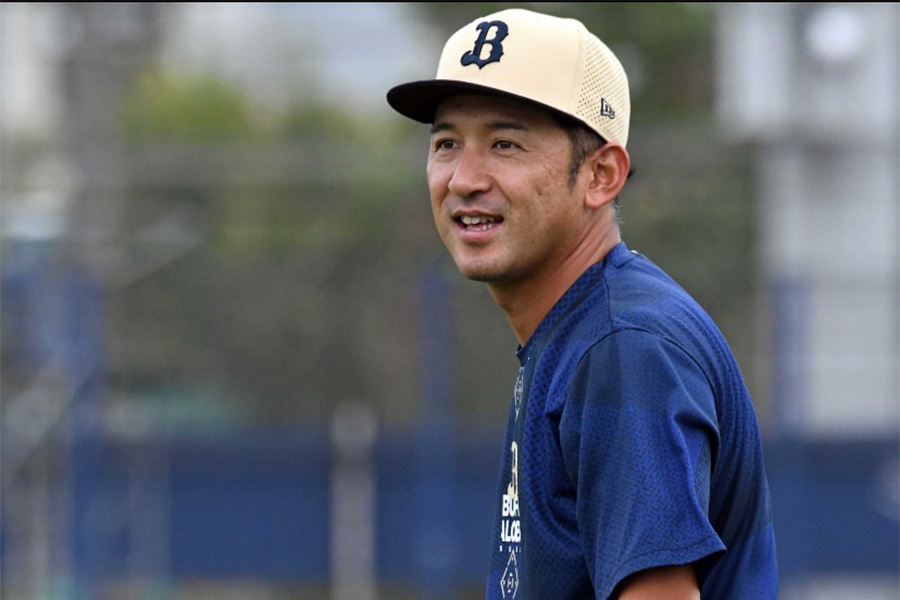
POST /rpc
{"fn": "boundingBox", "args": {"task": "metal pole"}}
[330,402,378,600]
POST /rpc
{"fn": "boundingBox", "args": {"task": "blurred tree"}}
[122,66,254,142]
[281,102,361,141]
[115,63,443,427]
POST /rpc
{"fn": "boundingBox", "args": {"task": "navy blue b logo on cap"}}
[460,20,508,69]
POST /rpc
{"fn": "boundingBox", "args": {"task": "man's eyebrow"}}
[487,121,529,132]
[429,120,529,135]
[430,121,453,135]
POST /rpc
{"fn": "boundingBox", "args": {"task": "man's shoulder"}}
[534,249,703,359]
[544,248,738,394]
[529,246,738,401]
[602,250,724,347]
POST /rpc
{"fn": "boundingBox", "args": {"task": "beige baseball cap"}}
[387,8,631,147]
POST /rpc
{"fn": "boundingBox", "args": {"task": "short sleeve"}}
[558,328,726,599]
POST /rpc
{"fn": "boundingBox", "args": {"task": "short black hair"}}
[561,121,607,189]
[549,113,632,216]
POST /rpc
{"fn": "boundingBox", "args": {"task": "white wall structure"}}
[717,2,899,438]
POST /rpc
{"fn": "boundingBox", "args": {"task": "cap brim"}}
[387,79,575,126]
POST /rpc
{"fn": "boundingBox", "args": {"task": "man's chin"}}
[450,250,517,284]
[455,261,496,282]
[457,263,507,284]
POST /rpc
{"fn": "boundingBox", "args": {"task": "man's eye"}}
[434,139,457,151]
[495,140,518,150]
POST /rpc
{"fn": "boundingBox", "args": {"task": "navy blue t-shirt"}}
[486,243,777,599]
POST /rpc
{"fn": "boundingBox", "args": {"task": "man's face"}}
[427,95,588,288]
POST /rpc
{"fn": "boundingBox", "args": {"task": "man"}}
[387,8,777,599]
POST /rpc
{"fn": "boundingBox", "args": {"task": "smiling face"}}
[426,95,590,289]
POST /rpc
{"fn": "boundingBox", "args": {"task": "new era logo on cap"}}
[600,98,616,120]
[387,8,631,147]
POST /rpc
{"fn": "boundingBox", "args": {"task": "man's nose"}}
[448,147,491,198]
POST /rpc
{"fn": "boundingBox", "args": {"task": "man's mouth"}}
[458,215,503,232]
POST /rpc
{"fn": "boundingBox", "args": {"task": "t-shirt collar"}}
[515,242,631,365]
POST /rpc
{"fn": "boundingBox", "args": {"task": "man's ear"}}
[583,144,630,210]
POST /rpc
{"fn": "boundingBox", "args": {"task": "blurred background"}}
[0,3,897,599]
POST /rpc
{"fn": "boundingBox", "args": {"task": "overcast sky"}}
[0,2,438,138]
[161,3,439,114]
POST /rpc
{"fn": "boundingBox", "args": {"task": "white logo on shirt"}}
[514,366,524,421]
[499,438,522,596]
[500,547,519,598]
[501,441,521,544]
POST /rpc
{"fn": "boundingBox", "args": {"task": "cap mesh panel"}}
[577,36,629,145]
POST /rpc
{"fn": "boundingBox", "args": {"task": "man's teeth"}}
[461,215,498,226]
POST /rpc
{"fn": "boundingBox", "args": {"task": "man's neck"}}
[488,230,621,346]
